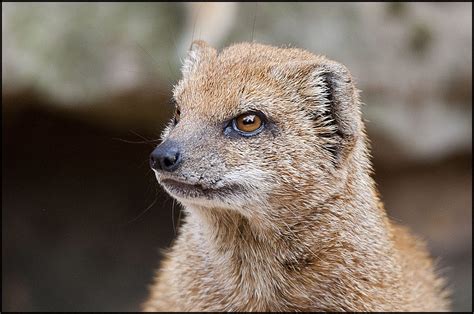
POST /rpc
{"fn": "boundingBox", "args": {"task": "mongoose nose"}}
[150,141,182,172]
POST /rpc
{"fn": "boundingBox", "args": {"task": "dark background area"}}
[2,96,174,311]
[2,2,472,312]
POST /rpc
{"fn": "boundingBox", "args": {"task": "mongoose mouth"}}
[160,178,243,200]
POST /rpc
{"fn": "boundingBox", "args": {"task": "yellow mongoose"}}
[144,41,449,311]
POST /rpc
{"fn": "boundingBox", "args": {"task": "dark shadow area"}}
[2,102,180,311]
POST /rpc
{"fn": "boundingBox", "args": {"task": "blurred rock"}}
[2,2,181,103]
[177,3,238,59]
[3,2,471,163]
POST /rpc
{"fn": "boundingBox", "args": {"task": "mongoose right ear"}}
[181,40,217,77]
[271,60,363,166]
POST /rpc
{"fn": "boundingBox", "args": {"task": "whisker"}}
[251,2,258,42]
[119,194,158,227]
[190,3,202,48]
[132,40,176,84]
[130,130,161,143]
[135,41,161,71]
[172,199,177,236]
[165,23,180,79]
[176,203,183,234]
[138,157,152,170]
[111,138,158,144]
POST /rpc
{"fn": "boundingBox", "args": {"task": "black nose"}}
[150,141,182,172]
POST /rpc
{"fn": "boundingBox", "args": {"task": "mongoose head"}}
[151,41,365,220]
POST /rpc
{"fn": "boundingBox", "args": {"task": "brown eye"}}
[233,113,263,134]
[174,108,181,124]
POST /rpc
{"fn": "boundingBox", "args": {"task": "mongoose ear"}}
[272,60,362,165]
[181,40,217,77]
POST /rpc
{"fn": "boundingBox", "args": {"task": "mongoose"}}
[143,41,450,311]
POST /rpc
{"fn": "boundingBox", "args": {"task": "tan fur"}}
[143,41,450,311]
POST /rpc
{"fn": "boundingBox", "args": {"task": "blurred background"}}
[2,2,471,311]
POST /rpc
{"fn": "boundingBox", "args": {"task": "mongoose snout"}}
[149,140,182,172]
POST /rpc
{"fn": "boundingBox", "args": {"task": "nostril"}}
[161,151,180,171]
[163,152,178,168]
[163,158,172,168]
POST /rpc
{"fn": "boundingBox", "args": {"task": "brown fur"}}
[143,41,450,311]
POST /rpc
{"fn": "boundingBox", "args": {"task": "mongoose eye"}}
[174,107,181,124]
[232,112,264,135]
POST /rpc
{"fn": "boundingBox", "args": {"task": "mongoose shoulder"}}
[144,41,450,312]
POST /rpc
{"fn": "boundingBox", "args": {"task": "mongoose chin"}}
[144,40,450,312]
